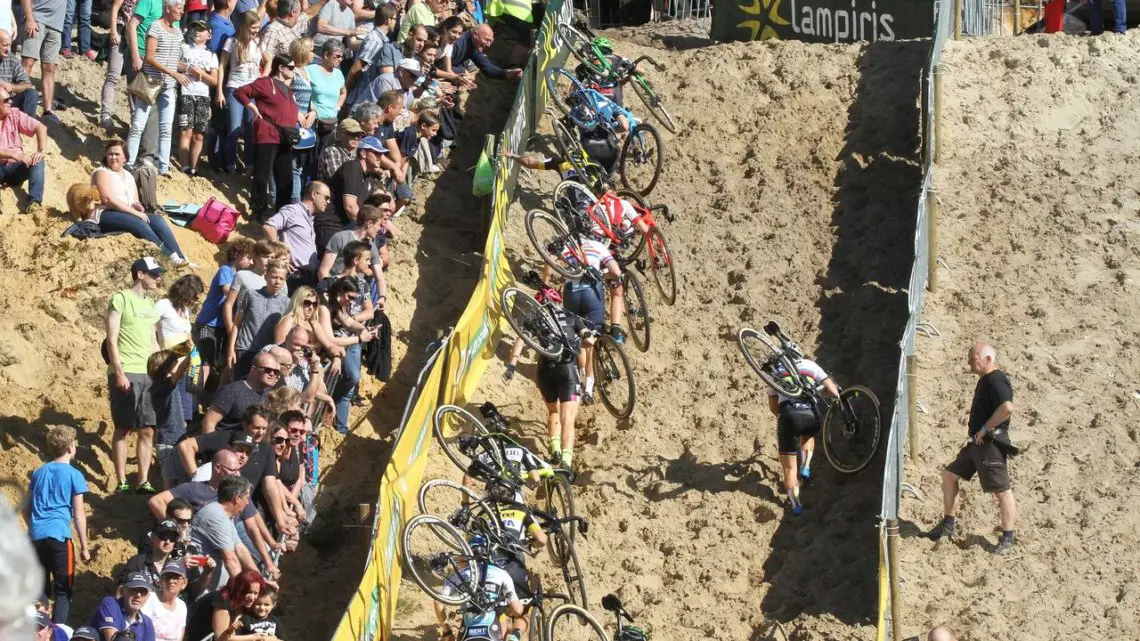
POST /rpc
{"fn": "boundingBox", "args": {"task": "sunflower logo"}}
[737,0,790,40]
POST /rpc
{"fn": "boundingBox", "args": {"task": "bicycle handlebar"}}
[631,55,664,73]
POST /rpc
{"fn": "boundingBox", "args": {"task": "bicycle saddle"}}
[763,321,782,336]
[602,594,623,612]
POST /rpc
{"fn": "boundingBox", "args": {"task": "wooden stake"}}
[953,0,963,39]
[906,355,919,461]
[887,520,903,641]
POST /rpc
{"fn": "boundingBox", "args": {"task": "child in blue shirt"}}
[23,425,91,625]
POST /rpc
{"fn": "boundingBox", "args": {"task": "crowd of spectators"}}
[12,0,538,636]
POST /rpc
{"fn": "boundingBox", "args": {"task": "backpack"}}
[190,197,241,244]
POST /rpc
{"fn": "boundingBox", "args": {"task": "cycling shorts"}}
[777,403,820,454]
[501,555,533,601]
[563,279,605,330]
[563,237,613,272]
[537,362,579,404]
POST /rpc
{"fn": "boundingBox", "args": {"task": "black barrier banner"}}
[712,0,934,43]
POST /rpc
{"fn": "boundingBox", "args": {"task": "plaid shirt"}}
[0,55,29,86]
[260,16,311,59]
[318,143,354,182]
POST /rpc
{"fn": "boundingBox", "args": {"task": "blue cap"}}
[358,136,387,154]
[73,627,100,640]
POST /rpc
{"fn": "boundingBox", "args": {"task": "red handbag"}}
[190,197,240,244]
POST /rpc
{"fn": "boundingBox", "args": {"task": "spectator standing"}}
[326,136,387,236]
[263,181,327,290]
[22,426,90,626]
[200,354,275,433]
[90,140,189,262]
[928,626,958,641]
[185,571,263,641]
[139,563,188,641]
[359,56,421,107]
[930,343,1018,554]
[207,0,235,52]
[307,40,346,136]
[127,0,189,175]
[0,28,38,114]
[227,260,290,377]
[0,86,46,213]
[221,239,274,344]
[124,0,171,158]
[288,37,316,202]
[98,0,142,132]
[147,349,193,489]
[59,0,91,60]
[271,326,329,406]
[106,257,164,494]
[205,0,236,169]
[317,203,391,305]
[189,476,260,592]
[17,0,66,124]
[236,584,283,638]
[273,287,327,349]
[450,24,522,80]
[344,3,398,103]
[1088,0,1126,35]
[259,0,310,61]
[398,0,439,42]
[235,53,300,220]
[176,20,219,176]
[313,0,361,48]
[218,10,262,174]
[89,573,156,641]
[195,238,256,400]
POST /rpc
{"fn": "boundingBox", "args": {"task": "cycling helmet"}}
[591,37,614,54]
[615,627,648,641]
[469,535,490,556]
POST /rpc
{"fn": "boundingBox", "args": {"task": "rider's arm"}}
[526,516,547,549]
[507,337,526,367]
[821,378,840,399]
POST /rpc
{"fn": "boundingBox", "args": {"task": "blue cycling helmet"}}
[469,535,489,554]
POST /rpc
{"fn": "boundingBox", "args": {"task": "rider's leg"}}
[616,113,631,135]
[799,434,816,477]
[581,345,595,395]
[559,397,580,466]
[546,400,562,459]
[780,452,800,506]
[605,262,624,327]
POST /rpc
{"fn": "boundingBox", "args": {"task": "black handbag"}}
[276,124,302,146]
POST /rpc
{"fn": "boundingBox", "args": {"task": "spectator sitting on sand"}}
[200,355,275,433]
[90,139,190,264]
[0,86,47,214]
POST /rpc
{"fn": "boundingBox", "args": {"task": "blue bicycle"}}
[545,66,664,196]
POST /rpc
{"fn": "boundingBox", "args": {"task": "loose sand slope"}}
[396,28,925,640]
[900,33,1140,640]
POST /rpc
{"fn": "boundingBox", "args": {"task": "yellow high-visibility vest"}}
[485,0,533,23]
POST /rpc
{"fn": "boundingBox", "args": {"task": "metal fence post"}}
[953,0,963,39]
[1014,0,1021,33]
[887,520,903,641]
[928,190,939,292]
[906,355,919,460]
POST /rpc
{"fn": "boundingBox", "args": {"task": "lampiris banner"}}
[711,0,935,44]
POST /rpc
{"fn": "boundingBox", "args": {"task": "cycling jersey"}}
[473,439,553,487]
[442,563,518,636]
[767,358,830,408]
[562,237,614,273]
[581,88,636,131]
[539,306,586,367]
[585,195,640,240]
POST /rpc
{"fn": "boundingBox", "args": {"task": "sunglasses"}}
[285,64,296,70]
[173,517,191,525]
[287,427,305,434]
[302,300,317,308]
[158,534,179,543]
[259,365,281,377]
[272,436,288,444]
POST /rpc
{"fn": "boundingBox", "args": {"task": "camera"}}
[302,347,314,359]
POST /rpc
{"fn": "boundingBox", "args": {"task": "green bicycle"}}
[555,24,678,135]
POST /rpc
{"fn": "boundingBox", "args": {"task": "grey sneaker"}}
[928,518,957,541]
[101,116,114,133]
[993,535,1015,555]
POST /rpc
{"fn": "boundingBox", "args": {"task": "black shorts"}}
[178,94,211,134]
[563,279,605,330]
[501,555,533,601]
[776,402,820,454]
[946,442,1010,493]
[192,323,227,368]
[537,362,579,404]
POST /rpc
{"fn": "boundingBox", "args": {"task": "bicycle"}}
[428,403,577,539]
[526,181,677,306]
[545,66,663,196]
[543,593,646,641]
[555,23,677,135]
[737,320,882,473]
[500,285,637,420]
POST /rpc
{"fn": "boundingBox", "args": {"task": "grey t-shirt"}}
[325,229,386,275]
[234,287,290,354]
[170,481,257,520]
[363,72,402,106]
[230,270,266,301]
[28,0,66,32]
[190,501,239,592]
[314,0,356,46]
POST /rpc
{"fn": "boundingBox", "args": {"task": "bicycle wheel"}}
[612,189,648,262]
[526,210,587,281]
[553,180,600,233]
[631,74,678,134]
[545,68,599,130]
[402,514,477,606]
[433,405,493,474]
[501,287,564,360]
[736,328,803,398]
[593,334,636,420]
[622,271,651,353]
[556,23,608,76]
[822,386,882,474]
[618,123,663,197]
[646,227,677,306]
[417,479,503,542]
[544,472,577,544]
[546,603,607,641]
[549,530,588,609]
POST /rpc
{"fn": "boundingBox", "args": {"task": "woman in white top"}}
[127,0,191,174]
[218,10,265,173]
[90,139,189,263]
[141,563,189,641]
[157,274,205,424]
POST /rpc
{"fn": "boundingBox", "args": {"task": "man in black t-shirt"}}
[328,140,387,235]
[930,343,1018,554]
[200,364,273,433]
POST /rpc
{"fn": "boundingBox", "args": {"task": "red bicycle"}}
[524,181,678,306]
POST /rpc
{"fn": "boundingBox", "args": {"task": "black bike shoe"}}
[582,391,595,406]
[609,325,626,343]
[928,518,957,541]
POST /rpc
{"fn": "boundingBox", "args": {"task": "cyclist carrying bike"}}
[434,535,525,641]
[463,404,557,493]
[768,358,839,515]
[503,285,595,469]
[484,481,547,641]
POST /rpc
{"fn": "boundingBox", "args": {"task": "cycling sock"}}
[787,488,799,506]
[801,449,814,471]
[1001,530,1014,541]
[562,447,573,466]
[943,516,956,528]
[585,376,595,394]
[550,435,561,455]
